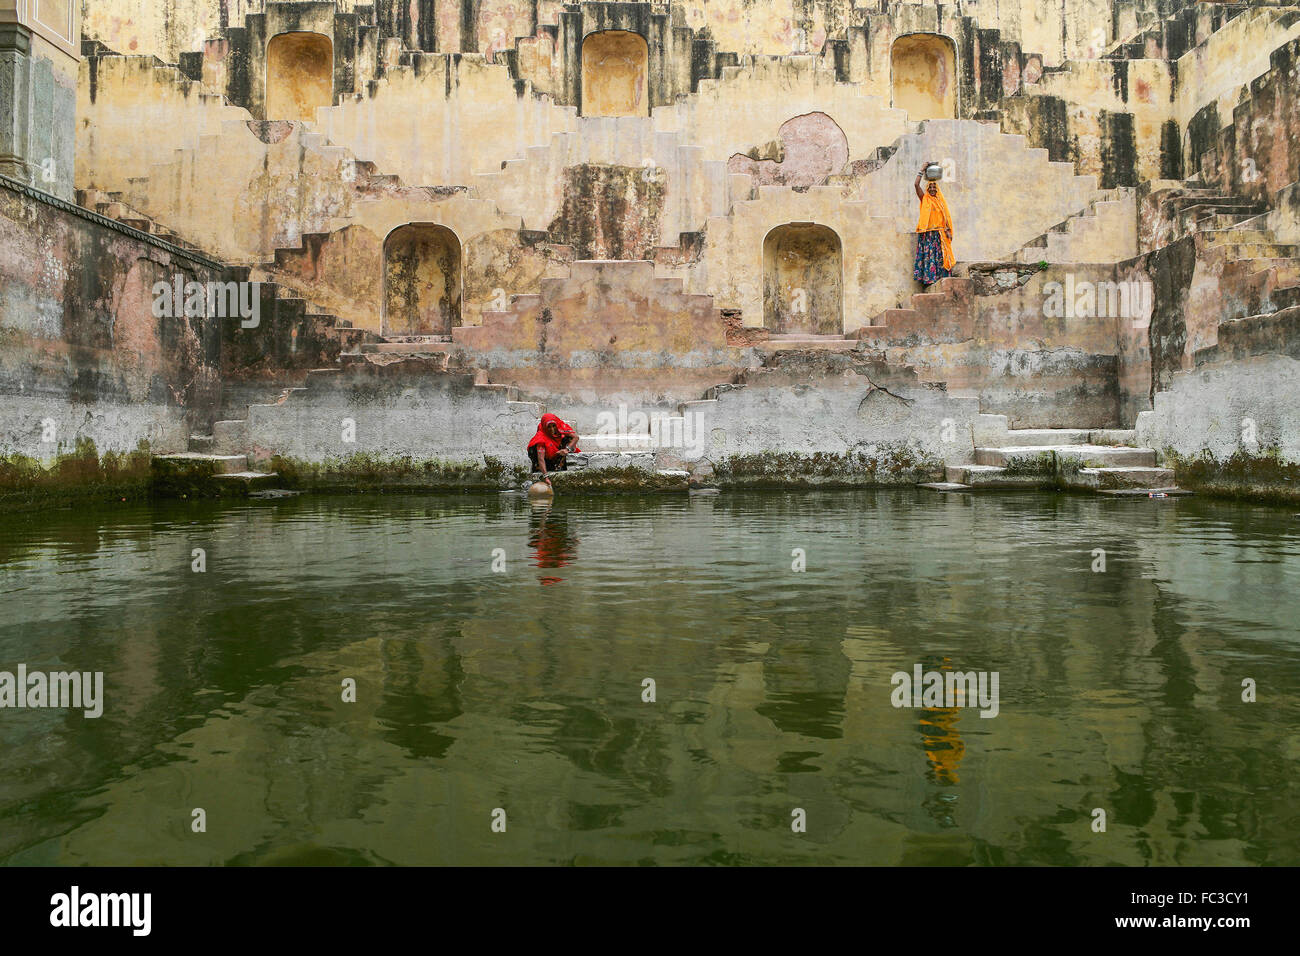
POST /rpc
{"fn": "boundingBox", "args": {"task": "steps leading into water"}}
[935,421,1180,493]
[974,444,1157,468]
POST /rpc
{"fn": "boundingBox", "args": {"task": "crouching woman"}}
[527,413,581,485]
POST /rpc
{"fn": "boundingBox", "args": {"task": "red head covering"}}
[528,413,580,456]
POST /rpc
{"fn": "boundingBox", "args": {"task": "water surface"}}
[1,490,1297,865]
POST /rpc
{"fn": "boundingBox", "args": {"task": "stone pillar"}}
[0,21,32,185]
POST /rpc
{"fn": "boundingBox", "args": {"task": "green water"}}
[1,490,1297,866]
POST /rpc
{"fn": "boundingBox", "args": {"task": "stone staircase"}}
[1013,188,1138,264]
[1103,2,1288,61]
[856,277,974,351]
[74,188,206,252]
[155,448,278,488]
[944,424,1176,492]
[842,119,1110,263]
[1141,180,1276,250]
[467,115,737,245]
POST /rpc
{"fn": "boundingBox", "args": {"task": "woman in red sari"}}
[527,413,581,484]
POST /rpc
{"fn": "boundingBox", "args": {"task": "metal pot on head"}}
[924,163,943,182]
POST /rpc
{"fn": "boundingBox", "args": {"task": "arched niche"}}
[382,224,463,336]
[891,34,958,121]
[581,30,649,117]
[762,223,843,335]
[266,32,334,122]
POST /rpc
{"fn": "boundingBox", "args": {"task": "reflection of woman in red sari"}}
[526,414,580,487]
[528,503,578,586]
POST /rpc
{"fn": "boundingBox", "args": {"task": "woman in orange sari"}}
[913,161,955,285]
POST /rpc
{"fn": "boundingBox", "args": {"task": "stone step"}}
[1221,243,1300,260]
[761,336,858,351]
[918,481,973,492]
[1088,429,1138,447]
[361,342,454,353]
[213,471,278,482]
[1068,466,1176,490]
[188,434,215,453]
[975,445,1157,468]
[1001,429,1091,446]
[852,325,889,341]
[153,453,249,474]
[944,464,1053,488]
[767,333,854,340]
[212,419,250,454]
[561,451,656,471]
[1000,428,1138,447]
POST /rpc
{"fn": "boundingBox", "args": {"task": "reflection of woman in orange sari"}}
[913,161,955,286]
[919,659,965,785]
[920,703,965,785]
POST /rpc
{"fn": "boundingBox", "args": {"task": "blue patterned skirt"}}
[913,230,951,285]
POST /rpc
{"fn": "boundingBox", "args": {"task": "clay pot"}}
[527,480,554,500]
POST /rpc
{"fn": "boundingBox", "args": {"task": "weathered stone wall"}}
[1173,6,1300,177]
[689,351,981,470]
[80,0,1204,69]
[866,266,1130,428]
[1,15,78,200]
[0,174,226,462]
[451,259,739,403]
[1001,58,1173,187]
[79,0,263,64]
[1199,36,1300,207]
[243,362,544,468]
[1137,346,1300,503]
[267,189,541,331]
[78,54,254,195]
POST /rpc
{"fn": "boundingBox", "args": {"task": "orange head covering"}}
[917,183,955,271]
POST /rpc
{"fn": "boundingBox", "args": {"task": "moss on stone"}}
[264,453,529,494]
[547,466,689,494]
[713,446,944,488]
[1166,447,1300,505]
[0,439,153,512]
[1002,451,1060,477]
[150,455,279,499]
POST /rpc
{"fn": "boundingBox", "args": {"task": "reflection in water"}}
[919,659,966,787]
[528,502,579,585]
[0,490,1297,865]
